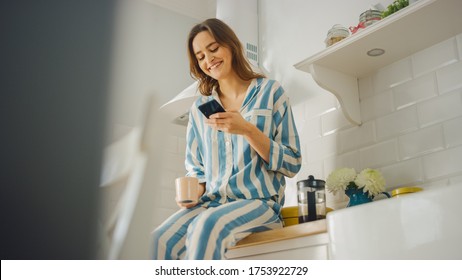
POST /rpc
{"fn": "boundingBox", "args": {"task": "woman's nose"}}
[205,54,215,63]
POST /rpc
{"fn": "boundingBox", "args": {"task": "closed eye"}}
[196,47,218,61]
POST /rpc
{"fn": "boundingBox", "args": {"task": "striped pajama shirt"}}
[152,78,302,260]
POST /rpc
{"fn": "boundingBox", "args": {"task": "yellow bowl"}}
[281,206,335,218]
[281,206,334,227]
[283,217,299,227]
[391,186,423,197]
[281,206,298,219]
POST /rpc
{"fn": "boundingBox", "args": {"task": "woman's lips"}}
[208,61,222,71]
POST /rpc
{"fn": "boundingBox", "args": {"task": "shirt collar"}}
[209,78,263,110]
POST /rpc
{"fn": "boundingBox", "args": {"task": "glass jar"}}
[359,9,382,27]
[324,24,350,47]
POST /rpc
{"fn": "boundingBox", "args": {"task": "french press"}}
[297,175,326,223]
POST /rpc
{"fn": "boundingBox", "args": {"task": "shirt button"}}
[225,141,230,146]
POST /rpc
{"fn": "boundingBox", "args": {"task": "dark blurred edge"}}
[0,0,115,259]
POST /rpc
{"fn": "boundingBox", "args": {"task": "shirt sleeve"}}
[184,113,206,183]
[264,87,302,178]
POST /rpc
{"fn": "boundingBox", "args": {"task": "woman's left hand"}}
[205,112,251,135]
[206,111,271,163]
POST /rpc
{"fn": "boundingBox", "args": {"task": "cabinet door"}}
[226,233,329,260]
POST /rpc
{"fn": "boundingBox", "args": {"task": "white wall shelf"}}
[294,0,462,126]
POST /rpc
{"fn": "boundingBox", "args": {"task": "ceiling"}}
[145,0,216,20]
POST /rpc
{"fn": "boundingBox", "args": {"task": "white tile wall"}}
[422,146,462,180]
[443,117,462,148]
[375,106,418,140]
[412,37,459,77]
[324,150,361,176]
[296,160,324,183]
[372,58,412,93]
[393,73,437,110]
[398,125,445,160]
[359,90,393,122]
[436,61,462,94]
[293,33,462,208]
[304,133,338,164]
[303,92,337,119]
[299,115,322,142]
[420,178,449,190]
[379,158,423,190]
[417,90,462,127]
[321,108,352,136]
[457,34,462,59]
[359,139,398,168]
[291,103,305,131]
[338,122,375,153]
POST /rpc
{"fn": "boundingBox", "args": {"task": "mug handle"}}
[373,191,391,200]
[380,191,391,198]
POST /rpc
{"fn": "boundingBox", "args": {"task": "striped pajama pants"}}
[152,199,282,260]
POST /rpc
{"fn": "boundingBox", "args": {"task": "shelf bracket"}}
[309,64,361,126]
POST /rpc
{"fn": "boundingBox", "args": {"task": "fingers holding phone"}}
[206,111,252,135]
[198,99,225,119]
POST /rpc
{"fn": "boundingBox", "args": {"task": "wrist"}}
[243,121,256,137]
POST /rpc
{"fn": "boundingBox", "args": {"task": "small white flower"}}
[326,168,357,195]
[326,167,386,198]
[354,168,386,197]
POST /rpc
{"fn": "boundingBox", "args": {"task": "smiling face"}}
[192,30,234,81]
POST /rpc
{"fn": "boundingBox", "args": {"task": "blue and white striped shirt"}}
[185,78,302,213]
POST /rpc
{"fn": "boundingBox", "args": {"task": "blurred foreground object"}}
[1,0,115,259]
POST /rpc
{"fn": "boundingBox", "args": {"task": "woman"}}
[152,18,301,260]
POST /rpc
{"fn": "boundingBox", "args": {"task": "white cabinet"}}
[226,220,328,260]
[226,233,328,260]
[294,0,462,125]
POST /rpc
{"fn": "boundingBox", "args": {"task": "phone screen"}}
[197,99,225,119]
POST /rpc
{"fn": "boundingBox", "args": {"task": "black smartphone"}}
[197,99,226,119]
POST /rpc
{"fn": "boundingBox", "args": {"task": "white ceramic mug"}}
[175,177,199,204]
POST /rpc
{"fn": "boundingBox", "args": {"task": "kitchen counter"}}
[232,219,327,248]
[226,219,328,259]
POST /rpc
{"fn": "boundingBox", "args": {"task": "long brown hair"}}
[187,18,265,96]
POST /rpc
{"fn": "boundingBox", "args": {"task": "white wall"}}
[107,0,198,131]
[258,0,462,208]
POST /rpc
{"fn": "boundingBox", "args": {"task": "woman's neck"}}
[218,75,250,99]
[217,75,251,111]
